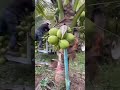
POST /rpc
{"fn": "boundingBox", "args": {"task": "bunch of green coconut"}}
[48,26,75,50]
[0,35,10,64]
[15,13,35,58]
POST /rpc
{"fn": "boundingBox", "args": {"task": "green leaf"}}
[56,0,64,20]
[40,78,49,87]
[71,3,85,28]
[73,0,79,11]
[36,3,46,18]
[35,0,56,20]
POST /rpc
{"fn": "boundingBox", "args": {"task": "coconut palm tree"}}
[35,0,85,88]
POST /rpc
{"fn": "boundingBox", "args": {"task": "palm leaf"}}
[35,0,55,20]
[71,3,85,28]
[56,0,64,20]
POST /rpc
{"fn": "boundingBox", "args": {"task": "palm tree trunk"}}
[55,51,65,87]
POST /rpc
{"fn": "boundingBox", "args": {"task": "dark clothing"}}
[35,30,43,48]
[35,23,50,48]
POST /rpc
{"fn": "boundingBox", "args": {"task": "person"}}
[0,0,34,50]
[35,22,50,49]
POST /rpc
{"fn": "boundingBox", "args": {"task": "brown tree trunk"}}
[55,51,65,87]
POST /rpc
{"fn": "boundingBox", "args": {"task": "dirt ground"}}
[35,67,85,90]
[35,53,85,90]
[70,69,85,90]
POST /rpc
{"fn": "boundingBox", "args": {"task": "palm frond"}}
[35,0,55,20]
